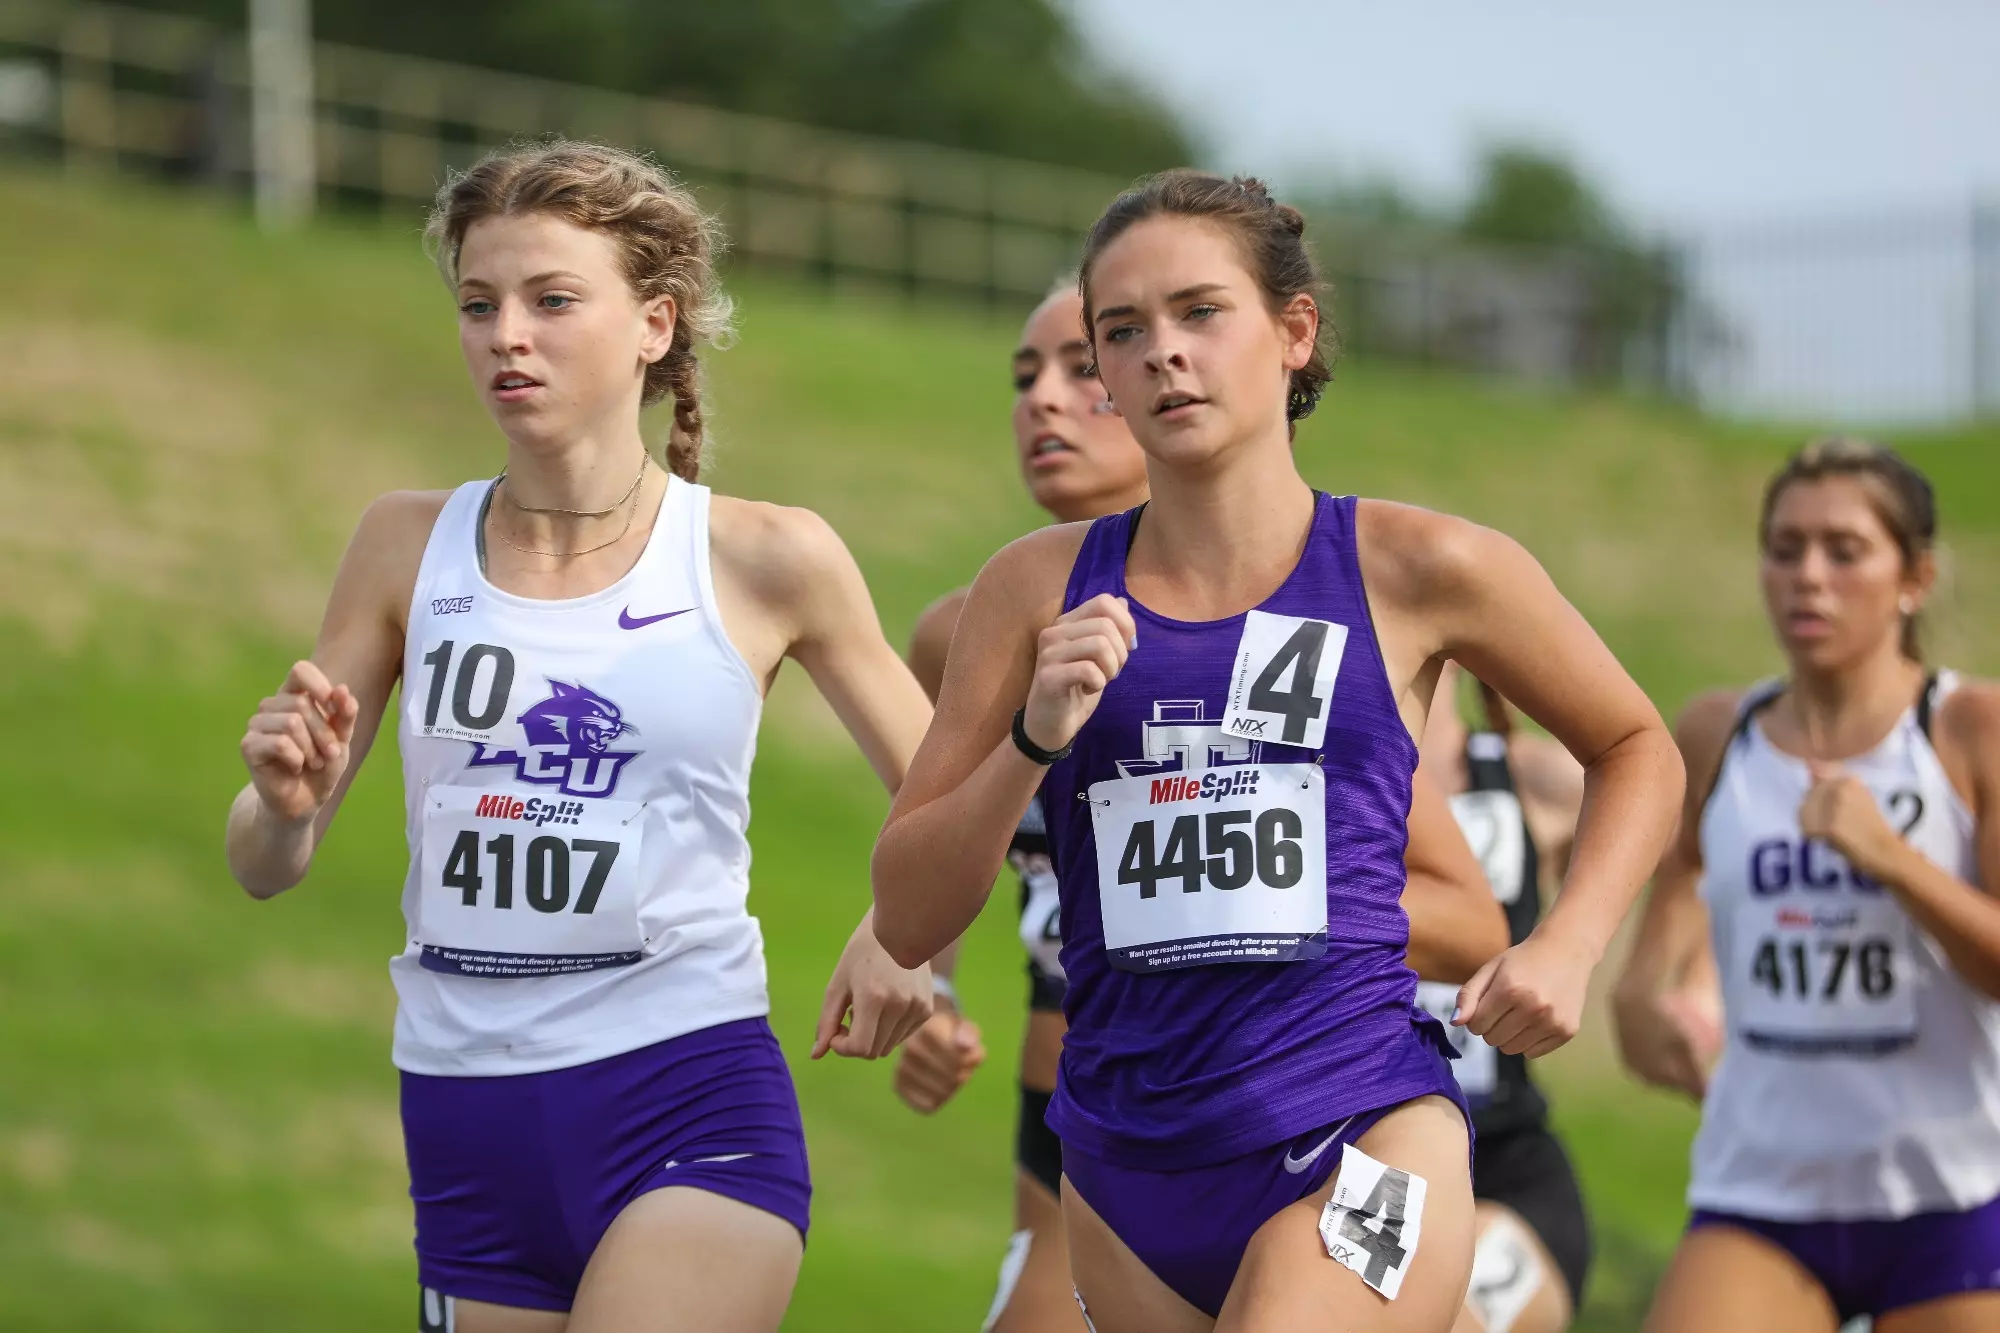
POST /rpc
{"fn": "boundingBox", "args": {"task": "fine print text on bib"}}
[1090,763,1327,972]
[418,785,647,977]
[1730,894,1918,1055]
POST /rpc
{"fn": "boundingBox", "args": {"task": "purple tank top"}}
[1042,492,1456,1168]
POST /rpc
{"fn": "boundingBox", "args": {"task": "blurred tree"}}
[110,0,1193,174]
[1460,142,1686,385]
[1460,143,1618,249]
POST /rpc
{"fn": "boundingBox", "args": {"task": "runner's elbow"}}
[868,845,936,969]
[231,860,300,901]
[867,893,936,970]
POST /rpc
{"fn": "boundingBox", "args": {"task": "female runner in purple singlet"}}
[893,283,1505,1333]
[871,171,1683,1332]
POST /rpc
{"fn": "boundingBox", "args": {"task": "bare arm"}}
[224,491,441,898]
[1361,501,1686,1057]
[871,525,1112,969]
[1612,691,1737,1097]
[1510,733,1586,886]
[714,502,934,793]
[711,499,938,1059]
[903,589,970,979]
[1402,767,1508,984]
[1807,682,2000,1000]
[907,588,967,703]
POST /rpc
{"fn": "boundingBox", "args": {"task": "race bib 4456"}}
[1089,763,1326,972]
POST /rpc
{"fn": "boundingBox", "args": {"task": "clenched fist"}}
[241,660,361,824]
[1021,593,1137,755]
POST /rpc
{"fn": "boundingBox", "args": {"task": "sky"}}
[1070,0,2000,233]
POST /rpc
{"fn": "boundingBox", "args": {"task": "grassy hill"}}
[0,163,1994,1331]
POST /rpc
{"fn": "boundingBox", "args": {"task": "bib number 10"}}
[441,830,619,915]
[1118,809,1304,898]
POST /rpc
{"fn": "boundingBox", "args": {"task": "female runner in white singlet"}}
[872,171,1683,1333]
[892,283,1506,1333]
[223,142,934,1333]
[1616,437,2000,1333]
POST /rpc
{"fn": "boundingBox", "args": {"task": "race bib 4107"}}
[417,785,647,978]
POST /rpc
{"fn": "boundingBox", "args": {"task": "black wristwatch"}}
[1011,708,1073,765]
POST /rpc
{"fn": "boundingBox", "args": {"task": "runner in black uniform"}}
[1419,664,1590,1333]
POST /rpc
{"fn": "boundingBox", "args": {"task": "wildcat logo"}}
[467,680,639,798]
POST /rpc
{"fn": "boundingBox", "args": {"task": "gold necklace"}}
[497,454,648,517]
[491,458,651,559]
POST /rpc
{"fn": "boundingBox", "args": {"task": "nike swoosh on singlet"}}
[619,606,696,630]
[1281,1115,1355,1175]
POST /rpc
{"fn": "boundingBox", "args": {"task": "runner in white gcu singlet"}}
[1617,437,2000,1332]
[1695,674,2000,1218]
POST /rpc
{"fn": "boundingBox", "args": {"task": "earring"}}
[1899,594,1917,616]
[1091,399,1118,415]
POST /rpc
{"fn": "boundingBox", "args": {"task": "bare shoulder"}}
[963,521,1091,627]
[707,495,853,601]
[1353,499,1519,607]
[356,488,454,551]
[913,587,970,647]
[1675,689,1746,749]
[336,489,454,607]
[1674,688,1748,795]
[908,586,970,684]
[1937,675,2000,763]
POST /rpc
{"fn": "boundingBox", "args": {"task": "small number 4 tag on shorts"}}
[1318,1143,1426,1300]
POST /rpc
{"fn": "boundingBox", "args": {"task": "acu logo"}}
[470,680,640,798]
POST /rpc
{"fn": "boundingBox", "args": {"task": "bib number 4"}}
[1319,1144,1427,1301]
[1222,611,1348,750]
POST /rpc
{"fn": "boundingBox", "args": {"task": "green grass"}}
[0,163,1994,1330]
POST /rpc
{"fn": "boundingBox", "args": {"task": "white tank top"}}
[1691,672,2000,1220]
[389,476,768,1076]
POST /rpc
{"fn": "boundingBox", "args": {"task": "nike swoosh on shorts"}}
[619,606,696,630]
[658,1152,754,1171]
[1281,1115,1355,1175]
